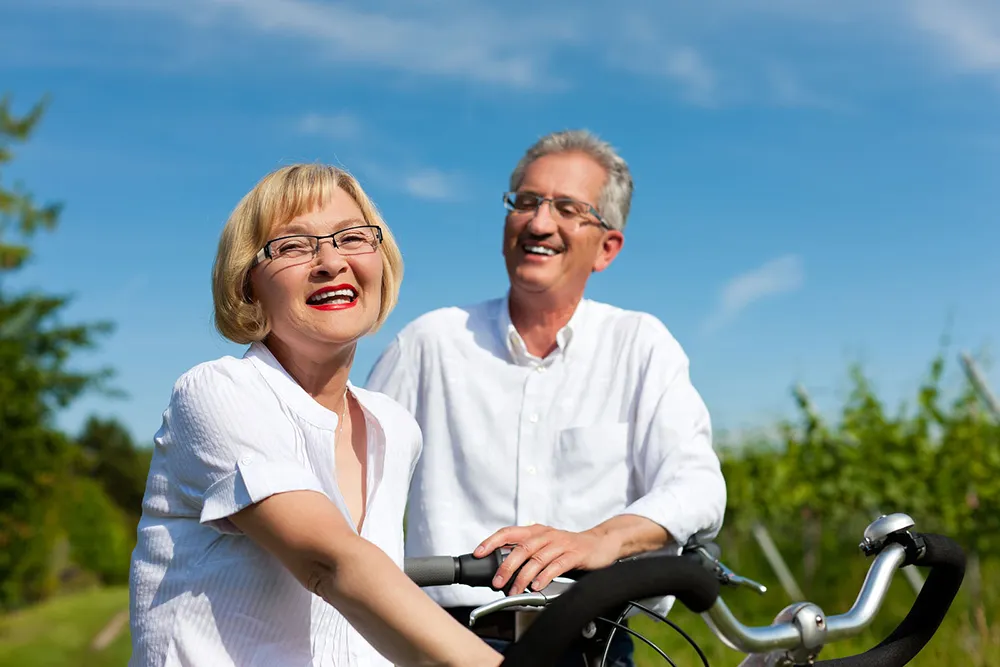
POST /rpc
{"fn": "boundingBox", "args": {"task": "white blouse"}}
[129,341,421,667]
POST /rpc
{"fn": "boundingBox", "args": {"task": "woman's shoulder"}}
[172,352,259,393]
[165,352,276,420]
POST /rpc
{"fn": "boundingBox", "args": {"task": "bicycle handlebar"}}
[404,548,508,590]
[403,513,966,667]
[810,532,965,667]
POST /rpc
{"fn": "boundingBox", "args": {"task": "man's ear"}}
[593,230,624,273]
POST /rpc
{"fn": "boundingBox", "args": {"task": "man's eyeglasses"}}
[255,225,383,265]
[502,191,610,230]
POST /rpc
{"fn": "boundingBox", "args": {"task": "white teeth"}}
[524,245,557,256]
[308,288,357,304]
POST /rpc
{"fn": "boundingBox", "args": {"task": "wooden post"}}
[751,522,805,601]
[959,352,1000,420]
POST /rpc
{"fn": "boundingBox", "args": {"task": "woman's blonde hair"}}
[212,163,403,345]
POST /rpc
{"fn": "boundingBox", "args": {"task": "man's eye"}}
[514,194,541,209]
[554,199,587,217]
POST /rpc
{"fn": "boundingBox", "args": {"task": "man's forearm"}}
[584,513,671,561]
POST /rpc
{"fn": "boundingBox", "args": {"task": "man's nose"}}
[525,200,559,236]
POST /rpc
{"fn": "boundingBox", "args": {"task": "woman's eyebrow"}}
[276,217,367,236]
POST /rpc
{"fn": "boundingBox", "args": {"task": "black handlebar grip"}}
[404,549,508,589]
[404,556,459,587]
[501,554,720,667]
[814,532,966,667]
[456,549,506,589]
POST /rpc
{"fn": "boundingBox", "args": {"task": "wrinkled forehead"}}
[518,151,607,205]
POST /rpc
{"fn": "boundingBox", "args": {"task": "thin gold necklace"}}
[336,389,348,445]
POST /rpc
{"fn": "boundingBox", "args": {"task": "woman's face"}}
[250,187,384,357]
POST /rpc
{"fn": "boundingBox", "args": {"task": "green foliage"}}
[721,352,999,556]
[58,478,132,586]
[713,351,1000,663]
[0,94,60,272]
[75,416,150,525]
[0,94,118,610]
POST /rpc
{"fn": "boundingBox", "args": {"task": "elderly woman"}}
[129,164,502,667]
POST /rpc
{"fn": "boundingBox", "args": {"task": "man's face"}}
[502,151,623,300]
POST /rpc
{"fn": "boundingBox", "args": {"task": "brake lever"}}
[468,577,576,626]
[691,546,768,595]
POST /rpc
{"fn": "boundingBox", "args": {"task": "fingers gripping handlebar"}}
[403,513,966,667]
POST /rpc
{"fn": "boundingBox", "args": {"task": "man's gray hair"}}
[508,129,634,231]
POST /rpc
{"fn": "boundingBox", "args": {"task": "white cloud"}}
[905,0,1000,73]
[34,0,574,88]
[704,254,805,333]
[298,112,363,141]
[403,168,463,202]
[13,0,1000,105]
[763,64,853,112]
[663,47,718,106]
[607,13,719,105]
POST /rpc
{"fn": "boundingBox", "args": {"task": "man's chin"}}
[508,267,556,293]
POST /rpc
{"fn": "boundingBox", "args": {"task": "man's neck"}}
[508,289,582,359]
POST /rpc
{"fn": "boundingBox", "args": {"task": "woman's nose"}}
[311,239,348,274]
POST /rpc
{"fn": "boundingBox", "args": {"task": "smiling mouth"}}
[307,286,358,309]
[522,244,561,257]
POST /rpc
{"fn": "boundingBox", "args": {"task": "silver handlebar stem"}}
[823,542,907,641]
[700,543,906,652]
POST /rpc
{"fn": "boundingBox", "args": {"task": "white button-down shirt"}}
[129,342,420,667]
[366,295,726,609]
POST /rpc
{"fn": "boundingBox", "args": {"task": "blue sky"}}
[2,0,998,445]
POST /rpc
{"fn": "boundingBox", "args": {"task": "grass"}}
[0,586,131,667]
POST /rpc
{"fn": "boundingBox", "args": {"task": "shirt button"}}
[240,455,254,466]
[535,365,546,373]
[529,413,539,423]
[526,465,537,475]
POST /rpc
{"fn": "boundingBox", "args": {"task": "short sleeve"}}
[156,361,328,534]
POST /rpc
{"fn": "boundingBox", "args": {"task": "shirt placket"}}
[515,359,554,527]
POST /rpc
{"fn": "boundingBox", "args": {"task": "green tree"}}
[76,415,151,523]
[0,94,116,608]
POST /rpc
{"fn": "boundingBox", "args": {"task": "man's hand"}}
[473,515,672,596]
[473,524,622,595]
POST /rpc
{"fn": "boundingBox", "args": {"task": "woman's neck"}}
[263,336,354,414]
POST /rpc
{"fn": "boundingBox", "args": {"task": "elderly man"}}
[366,129,726,666]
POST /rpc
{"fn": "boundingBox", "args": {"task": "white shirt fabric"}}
[365,295,727,610]
[129,341,421,667]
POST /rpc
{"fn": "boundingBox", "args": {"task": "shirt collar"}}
[244,340,352,431]
[497,293,588,366]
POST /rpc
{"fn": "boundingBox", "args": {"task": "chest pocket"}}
[551,422,629,528]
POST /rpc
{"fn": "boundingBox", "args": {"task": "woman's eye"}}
[278,239,311,254]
